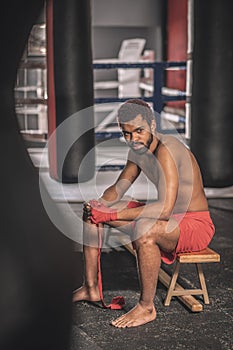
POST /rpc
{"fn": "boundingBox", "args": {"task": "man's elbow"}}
[159,208,173,221]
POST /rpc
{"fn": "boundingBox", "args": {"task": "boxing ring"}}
[93,60,187,142]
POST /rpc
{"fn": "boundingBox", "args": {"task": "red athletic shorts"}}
[127,201,215,265]
[162,211,215,264]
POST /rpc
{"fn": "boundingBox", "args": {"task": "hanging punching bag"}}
[0,2,75,349]
[191,0,233,187]
[47,0,95,183]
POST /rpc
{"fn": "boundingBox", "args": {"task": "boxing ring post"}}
[93,60,187,136]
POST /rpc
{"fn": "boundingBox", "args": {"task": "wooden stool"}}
[164,247,220,308]
[116,235,220,312]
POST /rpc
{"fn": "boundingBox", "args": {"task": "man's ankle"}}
[85,282,98,290]
[139,300,155,311]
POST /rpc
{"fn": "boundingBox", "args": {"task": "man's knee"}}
[134,219,156,248]
[133,218,167,249]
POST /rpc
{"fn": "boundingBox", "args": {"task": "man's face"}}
[120,114,154,154]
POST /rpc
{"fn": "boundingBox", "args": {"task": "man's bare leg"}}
[73,220,101,302]
[111,236,159,328]
[111,218,180,328]
[73,210,134,303]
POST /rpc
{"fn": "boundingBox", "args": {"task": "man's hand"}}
[90,202,118,224]
[83,202,92,222]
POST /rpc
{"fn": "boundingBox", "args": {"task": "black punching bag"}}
[191,0,233,187]
[47,0,95,183]
[0,2,75,349]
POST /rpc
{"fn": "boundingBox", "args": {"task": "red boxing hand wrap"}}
[97,225,125,310]
[89,199,100,207]
[90,204,118,224]
[127,201,145,209]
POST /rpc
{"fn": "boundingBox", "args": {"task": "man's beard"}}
[128,134,153,154]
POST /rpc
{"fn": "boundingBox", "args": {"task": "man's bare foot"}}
[111,302,156,328]
[72,285,100,303]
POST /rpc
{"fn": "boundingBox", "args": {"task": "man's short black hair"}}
[117,99,154,125]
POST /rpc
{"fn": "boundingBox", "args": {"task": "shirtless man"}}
[73,99,215,328]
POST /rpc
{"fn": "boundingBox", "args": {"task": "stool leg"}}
[164,262,180,306]
[196,263,210,304]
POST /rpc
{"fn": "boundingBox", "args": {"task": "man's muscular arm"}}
[116,144,179,221]
[89,143,180,224]
[99,158,141,206]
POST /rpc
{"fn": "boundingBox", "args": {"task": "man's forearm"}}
[88,200,172,225]
[116,202,171,221]
[99,185,123,206]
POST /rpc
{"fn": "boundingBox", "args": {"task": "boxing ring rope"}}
[16,60,187,172]
[15,60,186,135]
[93,61,187,136]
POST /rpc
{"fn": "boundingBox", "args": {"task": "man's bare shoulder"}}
[159,134,187,147]
[157,135,189,155]
[155,135,192,169]
[127,148,139,163]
